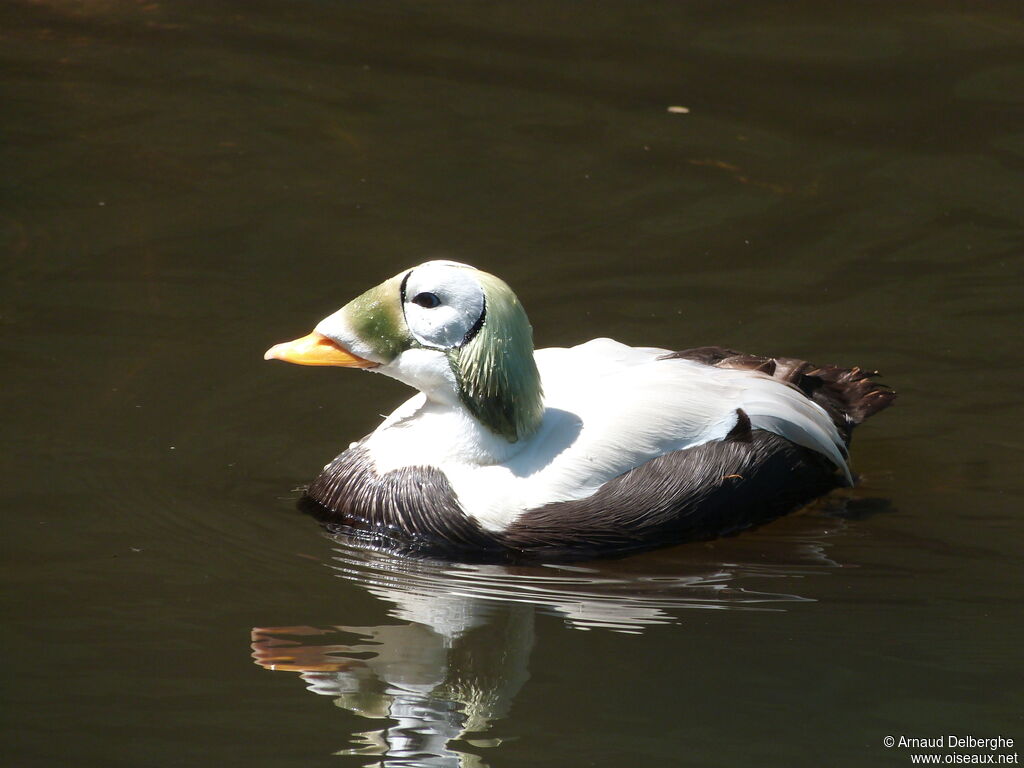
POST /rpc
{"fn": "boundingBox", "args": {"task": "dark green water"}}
[3,2,1023,766]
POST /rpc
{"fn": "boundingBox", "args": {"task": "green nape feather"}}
[448,271,544,443]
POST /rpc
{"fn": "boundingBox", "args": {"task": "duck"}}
[265,260,894,561]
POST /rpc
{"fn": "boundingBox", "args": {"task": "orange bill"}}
[264,331,378,368]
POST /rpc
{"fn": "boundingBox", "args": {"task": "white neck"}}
[365,347,524,470]
[364,391,523,472]
[376,348,462,407]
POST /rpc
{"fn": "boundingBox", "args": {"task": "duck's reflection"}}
[252,500,883,765]
[252,607,530,766]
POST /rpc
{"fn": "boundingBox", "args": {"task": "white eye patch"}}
[402,262,485,349]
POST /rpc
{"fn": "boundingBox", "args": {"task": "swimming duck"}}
[265,261,893,561]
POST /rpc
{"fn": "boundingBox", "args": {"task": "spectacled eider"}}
[265,261,893,561]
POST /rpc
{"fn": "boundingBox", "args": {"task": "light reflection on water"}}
[252,506,864,765]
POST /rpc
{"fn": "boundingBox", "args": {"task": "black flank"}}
[500,431,839,560]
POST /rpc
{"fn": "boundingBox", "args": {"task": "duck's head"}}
[265,261,543,443]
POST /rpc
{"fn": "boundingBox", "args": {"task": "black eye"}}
[412,292,441,309]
